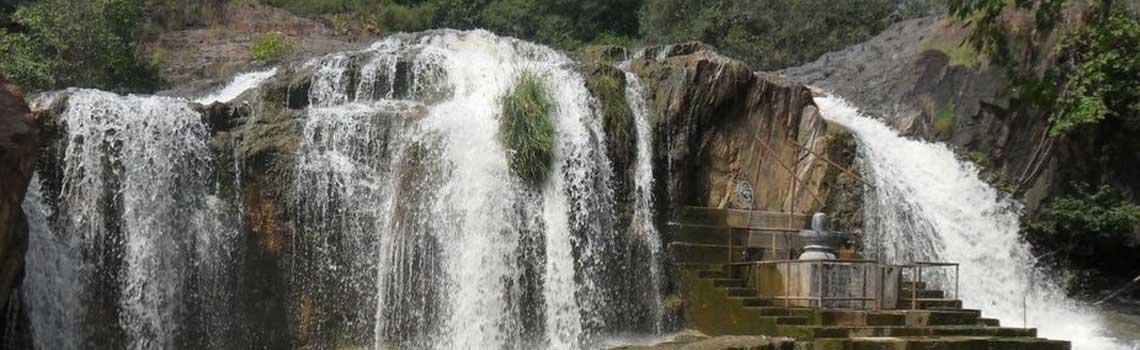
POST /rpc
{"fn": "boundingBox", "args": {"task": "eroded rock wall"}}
[0,78,38,347]
[626,43,859,225]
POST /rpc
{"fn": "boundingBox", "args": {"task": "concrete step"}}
[712,279,746,288]
[742,306,792,316]
[898,298,963,309]
[977,317,1001,327]
[811,336,1069,350]
[817,310,907,326]
[775,316,810,325]
[888,309,982,326]
[727,296,773,307]
[900,281,927,290]
[724,287,758,297]
[900,288,945,299]
[675,224,740,245]
[669,242,744,264]
[696,269,729,279]
[780,325,1038,339]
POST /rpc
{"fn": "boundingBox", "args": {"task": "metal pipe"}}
[785,138,870,186]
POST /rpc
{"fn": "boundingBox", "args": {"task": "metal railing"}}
[668,221,804,263]
[902,262,960,310]
[728,259,882,309]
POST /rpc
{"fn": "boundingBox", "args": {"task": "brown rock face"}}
[0,77,38,344]
[629,43,857,218]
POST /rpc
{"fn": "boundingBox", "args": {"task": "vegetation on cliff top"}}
[499,72,557,186]
[0,0,160,92]
[0,0,941,92]
[1025,183,1140,291]
[948,0,1140,137]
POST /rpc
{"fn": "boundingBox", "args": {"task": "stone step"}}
[696,269,729,279]
[712,279,746,288]
[724,287,758,297]
[775,316,810,325]
[727,296,773,307]
[676,224,739,245]
[780,325,1038,339]
[888,309,981,326]
[669,242,745,264]
[811,336,1069,350]
[817,310,907,326]
[900,281,927,290]
[898,298,963,309]
[899,288,945,299]
[977,317,1001,327]
[742,306,792,316]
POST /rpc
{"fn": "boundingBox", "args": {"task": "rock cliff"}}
[23,37,861,346]
[0,78,37,346]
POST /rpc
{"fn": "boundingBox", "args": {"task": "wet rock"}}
[628,43,857,218]
[0,77,38,346]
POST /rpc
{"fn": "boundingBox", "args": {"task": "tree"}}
[640,0,895,70]
[0,0,160,92]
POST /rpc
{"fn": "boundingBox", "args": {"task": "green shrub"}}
[0,0,160,92]
[640,0,896,70]
[252,32,298,62]
[499,72,557,185]
[1025,183,1140,277]
[934,108,955,134]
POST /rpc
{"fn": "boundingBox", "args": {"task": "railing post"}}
[911,266,919,310]
[784,261,790,307]
[955,265,960,300]
[817,261,824,308]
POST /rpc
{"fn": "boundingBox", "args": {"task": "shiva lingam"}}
[798,212,849,260]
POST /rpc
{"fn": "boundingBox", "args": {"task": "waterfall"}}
[195,68,278,104]
[815,95,1134,350]
[288,30,642,349]
[21,90,236,350]
[620,59,664,333]
[21,30,663,350]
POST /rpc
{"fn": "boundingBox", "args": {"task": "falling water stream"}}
[816,95,1136,350]
[21,30,665,350]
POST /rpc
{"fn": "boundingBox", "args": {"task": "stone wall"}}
[0,78,38,346]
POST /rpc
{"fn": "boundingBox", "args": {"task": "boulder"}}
[628,42,858,218]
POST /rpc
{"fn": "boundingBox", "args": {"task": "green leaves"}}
[948,0,1140,137]
[499,72,557,186]
[251,32,298,62]
[640,0,895,70]
[1026,183,1140,259]
[0,0,159,92]
[1049,9,1140,136]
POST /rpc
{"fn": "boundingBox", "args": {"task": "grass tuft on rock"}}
[500,72,557,186]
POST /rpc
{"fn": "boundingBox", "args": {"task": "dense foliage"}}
[0,0,940,92]
[499,72,557,186]
[252,32,298,62]
[1025,183,1140,286]
[640,0,897,70]
[948,0,1140,136]
[0,0,159,92]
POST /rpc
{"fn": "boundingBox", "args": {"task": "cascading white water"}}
[21,90,232,350]
[619,59,664,333]
[293,30,654,350]
[195,68,278,104]
[21,30,663,350]
[816,95,1135,350]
